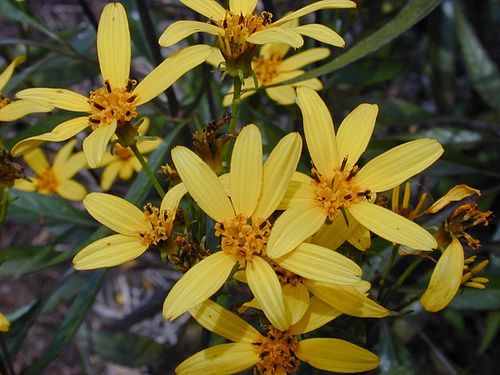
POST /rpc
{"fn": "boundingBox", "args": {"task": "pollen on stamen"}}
[253,327,301,374]
[138,203,173,247]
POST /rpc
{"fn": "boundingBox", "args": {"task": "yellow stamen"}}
[138,203,172,246]
[253,53,282,85]
[36,169,58,194]
[253,327,300,374]
[445,203,493,249]
[271,262,303,287]
[461,257,489,288]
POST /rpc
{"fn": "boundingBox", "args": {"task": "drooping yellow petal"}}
[15,88,90,112]
[134,45,212,106]
[0,55,25,91]
[246,256,290,331]
[282,283,309,326]
[0,312,11,332]
[305,280,389,318]
[289,296,341,335]
[180,0,226,20]
[176,343,259,375]
[83,121,117,168]
[171,146,234,222]
[252,132,302,220]
[73,234,148,270]
[291,24,345,47]
[421,237,464,312]
[11,116,89,156]
[24,148,49,175]
[277,178,315,211]
[348,202,437,250]
[354,138,443,192]
[230,124,262,217]
[336,103,378,169]
[247,28,303,48]
[311,214,353,251]
[57,179,87,201]
[0,100,53,122]
[424,184,481,215]
[280,48,330,71]
[265,86,296,105]
[274,243,362,284]
[83,192,149,234]
[229,0,257,15]
[158,20,222,48]
[273,0,357,26]
[97,3,131,88]
[296,87,338,179]
[161,183,187,214]
[267,202,326,258]
[295,338,379,373]
[163,252,236,319]
[100,162,120,191]
[190,299,260,344]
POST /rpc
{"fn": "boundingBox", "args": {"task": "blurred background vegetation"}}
[0,0,499,374]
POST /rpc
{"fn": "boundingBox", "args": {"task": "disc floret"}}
[139,203,173,247]
[253,327,300,374]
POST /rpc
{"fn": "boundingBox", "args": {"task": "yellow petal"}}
[348,202,437,250]
[51,139,77,173]
[253,132,302,219]
[267,202,326,258]
[289,296,341,335]
[15,88,90,112]
[11,116,89,156]
[100,162,120,191]
[229,0,256,15]
[246,256,290,331]
[0,312,10,332]
[421,237,464,312]
[83,192,149,234]
[277,178,315,210]
[83,121,117,168]
[160,182,188,222]
[24,148,49,175]
[294,77,323,90]
[291,24,345,47]
[0,55,25,91]
[424,184,481,215]
[247,28,303,48]
[354,138,443,192]
[190,299,260,343]
[273,0,357,26]
[176,343,259,375]
[295,338,379,373]
[97,3,131,88]
[347,220,371,251]
[0,100,52,122]
[230,124,262,217]
[13,178,36,192]
[260,42,291,60]
[56,151,87,180]
[73,234,148,270]
[57,179,87,201]
[296,87,338,179]
[283,283,310,325]
[159,21,221,48]
[265,86,296,105]
[206,46,225,67]
[274,243,362,284]
[311,214,353,251]
[305,280,389,318]
[163,252,236,319]
[336,103,379,169]
[171,146,234,222]
[180,0,226,20]
[134,44,212,106]
[280,48,330,71]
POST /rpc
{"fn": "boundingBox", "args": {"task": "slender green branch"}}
[228,75,242,133]
[0,188,10,228]
[130,144,165,198]
[377,244,399,300]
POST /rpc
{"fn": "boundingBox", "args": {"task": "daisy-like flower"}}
[267,87,444,259]
[159,0,355,77]
[0,56,52,122]
[164,124,363,331]
[176,299,379,374]
[11,3,211,167]
[72,186,186,270]
[0,312,9,332]
[13,140,87,201]
[98,118,161,191]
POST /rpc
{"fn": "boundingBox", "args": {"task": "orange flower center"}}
[215,214,271,264]
[253,53,282,85]
[312,157,371,221]
[253,327,300,374]
[0,94,9,110]
[88,79,138,130]
[113,144,133,161]
[138,203,173,247]
[36,169,58,194]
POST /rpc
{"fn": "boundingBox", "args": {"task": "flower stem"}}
[228,75,242,133]
[129,144,165,198]
[377,244,399,300]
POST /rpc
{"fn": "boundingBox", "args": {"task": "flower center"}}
[312,157,372,221]
[271,262,303,287]
[138,203,172,247]
[0,94,9,110]
[253,53,282,85]
[253,327,300,374]
[214,214,271,264]
[36,169,58,194]
[113,144,133,161]
[88,80,138,130]
[444,202,492,249]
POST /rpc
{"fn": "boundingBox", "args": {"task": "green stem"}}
[0,188,10,228]
[129,144,165,198]
[377,244,399,300]
[228,75,242,133]
[382,257,424,305]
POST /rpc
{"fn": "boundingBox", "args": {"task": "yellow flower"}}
[0,56,52,122]
[270,87,443,259]
[159,0,355,76]
[72,186,186,270]
[0,312,10,332]
[11,3,211,167]
[176,299,379,374]
[98,118,161,191]
[13,140,87,201]
[164,124,362,331]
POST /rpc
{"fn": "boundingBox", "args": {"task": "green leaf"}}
[4,301,43,355]
[379,322,415,375]
[450,288,500,310]
[0,246,58,278]
[478,311,500,354]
